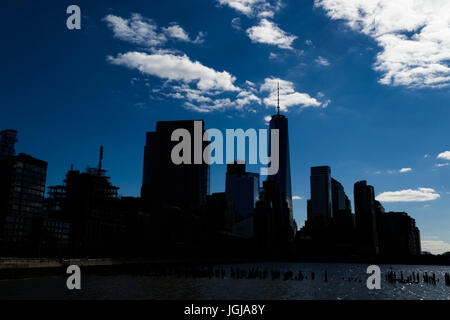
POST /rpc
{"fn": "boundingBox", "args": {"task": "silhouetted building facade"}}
[0,153,47,255]
[299,169,355,257]
[224,163,259,238]
[307,166,333,230]
[354,180,379,256]
[255,101,296,257]
[47,164,125,257]
[225,163,259,220]
[267,112,295,235]
[377,210,421,257]
[0,129,18,159]
[141,120,209,211]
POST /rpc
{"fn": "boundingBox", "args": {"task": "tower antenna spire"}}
[277,82,280,115]
[98,146,104,176]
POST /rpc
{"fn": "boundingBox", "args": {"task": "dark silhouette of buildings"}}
[307,166,333,230]
[0,131,49,256]
[225,163,259,238]
[141,120,209,211]
[299,167,355,256]
[47,165,124,257]
[0,125,424,261]
[354,180,379,256]
[267,108,295,236]
[254,92,296,258]
[331,178,355,253]
[376,208,421,257]
[297,169,421,260]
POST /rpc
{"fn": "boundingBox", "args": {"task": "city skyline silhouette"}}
[1,1,450,257]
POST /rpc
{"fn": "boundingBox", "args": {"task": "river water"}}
[1,263,449,300]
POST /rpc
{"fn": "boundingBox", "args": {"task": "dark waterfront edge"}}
[1,256,449,281]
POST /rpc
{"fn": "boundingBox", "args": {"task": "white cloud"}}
[436,163,449,167]
[315,0,450,88]
[163,24,205,44]
[246,19,297,50]
[231,17,242,30]
[292,195,303,200]
[424,154,429,158]
[104,14,204,46]
[322,99,331,108]
[376,187,440,202]
[106,52,268,113]
[108,52,239,92]
[260,77,322,109]
[104,14,166,47]
[264,115,272,123]
[316,56,330,66]
[437,151,450,160]
[421,240,450,255]
[165,84,261,113]
[399,168,412,173]
[218,0,281,17]
[235,90,262,109]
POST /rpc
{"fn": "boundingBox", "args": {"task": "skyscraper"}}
[267,85,294,234]
[225,163,259,239]
[255,84,296,258]
[331,178,352,217]
[330,177,355,251]
[225,163,260,220]
[354,180,379,255]
[308,166,333,228]
[141,120,209,211]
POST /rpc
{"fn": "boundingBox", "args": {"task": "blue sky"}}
[1,0,450,254]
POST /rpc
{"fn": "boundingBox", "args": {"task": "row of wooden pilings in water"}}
[386,270,450,286]
[141,265,450,286]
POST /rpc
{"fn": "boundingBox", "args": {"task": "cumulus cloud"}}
[218,0,281,18]
[104,13,323,114]
[315,0,450,88]
[108,52,239,92]
[104,14,204,46]
[292,195,303,200]
[376,187,440,202]
[437,151,450,160]
[316,56,330,66]
[260,77,322,109]
[399,168,412,173]
[246,19,297,49]
[421,240,450,255]
[104,14,166,47]
[106,52,267,112]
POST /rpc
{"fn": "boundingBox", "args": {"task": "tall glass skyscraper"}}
[267,87,294,234]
